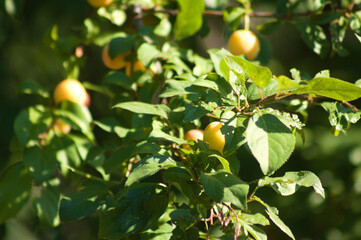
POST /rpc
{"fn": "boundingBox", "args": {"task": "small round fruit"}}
[203,121,226,154]
[87,0,113,8]
[183,129,204,150]
[53,79,89,106]
[53,119,71,134]
[102,43,130,70]
[227,29,260,60]
[125,60,146,77]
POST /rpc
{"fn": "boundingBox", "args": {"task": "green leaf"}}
[220,111,237,156]
[99,183,168,239]
[97,7,126,26]
[113,101,170,119]
[247,78,279,101]
[292,77,361,101]
[54,101,94,141]
[241,212,270,226]
[0,162,32,224]
[82,81,113,97]
[141,222,173,240]
[171,226,199,240]
[159,80,193,98]
[208,48,232,80]
[108,34,135,58]
[149,128,187,145]
[193,74,233,97]
[210,154,231,173]
[192,55,213,77]
[223,6,245,31]
[60,181,108,222]
[23,146,58,184]
[126,155,181,186]
[230,56,272,88]
[104,145,135,174]
[18,80,49,98]
[174,0,205,40]
[246,113,296,175]
[266,207,295,240]
[138,43,161,67]
[273,75,301,92]
[85,147,109,180]
[258,171,325,198]
[33,183,61,227]
[103,70,133,91]
[184,103,213,123]
[154,14,172,37]
[14,105,52,147]
[57,100,92,122]
[242,223,267,240]
[200,171,249,210]
[51,135,82,175]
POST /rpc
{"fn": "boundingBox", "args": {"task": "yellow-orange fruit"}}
[53,119,71,134]
[183,129,204,150]
[203,121,226,154]
[87,0,113,8]
[227,29,260,60]
[53,79,89,106]
[125,60,146,76]
[102,43,131,70]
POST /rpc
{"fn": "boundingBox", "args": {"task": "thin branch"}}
[141,6,360,19]
[342,100,359,111]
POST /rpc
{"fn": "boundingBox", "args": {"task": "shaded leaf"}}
[18,80,49,98]
[200,171,249,210]
[14,105,52,147]
[126,155,181,186]
[23,146,58,184]
[103,70,133,91]
[99,183,168,239]
[33,184,61,227]
[60,181,108,221]
[0,163,32,224]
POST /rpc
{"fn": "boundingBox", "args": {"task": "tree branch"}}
[142,6,359,19]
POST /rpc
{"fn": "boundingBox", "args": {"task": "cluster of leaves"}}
[2,0,361,239]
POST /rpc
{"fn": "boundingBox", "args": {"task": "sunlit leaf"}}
[246,113,296,175]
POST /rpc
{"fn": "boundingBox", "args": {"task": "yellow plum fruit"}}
[203,121,226,154]
[53,79,89,106]
[227,29,260,60]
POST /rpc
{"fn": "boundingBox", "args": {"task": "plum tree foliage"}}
[3,0,361,239]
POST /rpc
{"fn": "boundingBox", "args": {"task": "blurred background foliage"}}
[1,0,361,239]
